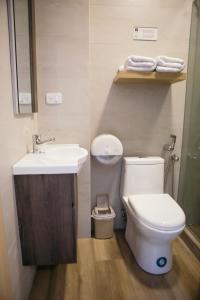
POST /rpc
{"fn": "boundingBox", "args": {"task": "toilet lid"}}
[128,194,185,231]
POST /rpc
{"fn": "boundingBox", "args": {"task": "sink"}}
[13,144,88,175]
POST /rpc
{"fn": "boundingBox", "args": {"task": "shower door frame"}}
[178,0,200,243]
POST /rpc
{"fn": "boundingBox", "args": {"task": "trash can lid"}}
[92,206,116,220]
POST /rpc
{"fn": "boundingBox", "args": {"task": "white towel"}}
[119,64,156,72]
[125,58,155,68]
[128,55,156,64]
[119,55,184,73]
[156,63,184,72]
[126,65,156,72]
[157,59,184,69]
[156,66,183,73]
[124,55,157,72]
[119,65,154,72]
[156,56,185,72]
[157,55,184,65]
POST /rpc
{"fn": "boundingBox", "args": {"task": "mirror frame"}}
[7,0,38,115]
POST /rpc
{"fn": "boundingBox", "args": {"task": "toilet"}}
[121,156,185,275]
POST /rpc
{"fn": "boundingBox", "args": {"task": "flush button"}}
[156,257,167,268]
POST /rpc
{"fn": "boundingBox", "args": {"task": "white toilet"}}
[121,156,185,275]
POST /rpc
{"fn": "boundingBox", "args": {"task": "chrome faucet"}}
[32,134,55,153]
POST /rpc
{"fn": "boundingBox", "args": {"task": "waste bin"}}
[92,206,116,239]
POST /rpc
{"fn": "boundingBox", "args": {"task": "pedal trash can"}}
[92,206,116,239]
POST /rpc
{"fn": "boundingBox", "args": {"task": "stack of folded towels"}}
[156,56,185,72]
[119,55,185,73]
[120,55,157,72]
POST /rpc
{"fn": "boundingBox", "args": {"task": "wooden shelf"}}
[114,70,187,84]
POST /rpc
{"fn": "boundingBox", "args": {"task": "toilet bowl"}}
[121,157,185,274]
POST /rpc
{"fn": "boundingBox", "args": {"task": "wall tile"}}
[36,0,91,237]
[0,1,37,298]
[90,0,192,226]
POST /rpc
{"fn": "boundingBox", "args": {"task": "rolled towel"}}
[118,65,155,72]
[128,55,157,64]
[156,66,183,73]
[126,65,156,72]
[156,56,185,72]
[124,55,157,72]
[157,55,184,65]
[125,58,155,68]
[157,60,184,69]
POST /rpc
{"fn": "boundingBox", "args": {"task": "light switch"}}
[46,93,63,105]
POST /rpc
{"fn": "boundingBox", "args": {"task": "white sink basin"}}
[13,144,88,175]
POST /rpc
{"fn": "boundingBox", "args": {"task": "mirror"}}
[7,0,37,114]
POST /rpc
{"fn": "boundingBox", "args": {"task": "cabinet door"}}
[14,174,77,265]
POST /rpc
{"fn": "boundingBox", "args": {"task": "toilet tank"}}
[121,157,164,196]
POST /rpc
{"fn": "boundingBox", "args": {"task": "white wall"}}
[0,0,37,299]
[35,0,91,238]
[90,0,192,227]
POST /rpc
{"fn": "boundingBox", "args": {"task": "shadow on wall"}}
[91,157,124,229]
[94,82,172,156]
[91,82,173,228]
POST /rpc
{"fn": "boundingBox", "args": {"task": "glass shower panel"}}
[178,1,200,240]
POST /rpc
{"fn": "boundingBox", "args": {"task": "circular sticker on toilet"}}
[156,257,167,267]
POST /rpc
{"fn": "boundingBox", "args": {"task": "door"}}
[178,0,200,240]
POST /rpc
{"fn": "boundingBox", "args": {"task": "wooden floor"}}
[189,225,200,241]
[29,231,200,300]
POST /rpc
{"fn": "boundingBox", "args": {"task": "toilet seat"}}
[128,194,185,231]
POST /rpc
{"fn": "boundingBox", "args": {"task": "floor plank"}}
[29,231,200,300]
[189,225,200,241]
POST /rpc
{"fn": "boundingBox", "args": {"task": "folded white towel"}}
[156,66,183,73]
[126,66,156,72]
[156,56,185,73]
[157,59,184,69]
[157,55,184,65]
[125,58,155,68]
[119,55,185,73]
[124,55,157,72]
[119,65,155,72]
[128,55,156,64]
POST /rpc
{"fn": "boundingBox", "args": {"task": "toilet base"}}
[125,216,173,275]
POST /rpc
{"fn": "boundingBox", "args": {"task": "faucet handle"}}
[32,134,40,143]
[32,134,40,153]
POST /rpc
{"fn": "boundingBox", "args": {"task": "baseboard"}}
[180,227,200,261]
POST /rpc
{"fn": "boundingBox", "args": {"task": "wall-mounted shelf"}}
[114,71,187,84]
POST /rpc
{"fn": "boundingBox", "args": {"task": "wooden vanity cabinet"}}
[14,174,77,266]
